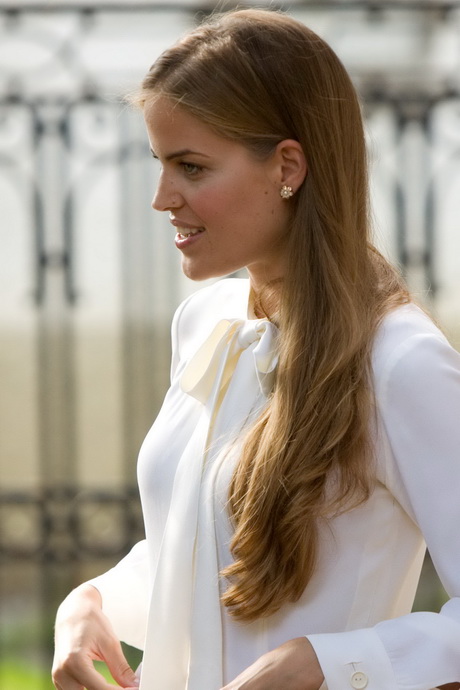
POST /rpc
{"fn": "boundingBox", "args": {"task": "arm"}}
[307,330,460,690]
[86,539,150,650]
[222,320,460,690]
[52,293,190,688]
[52,540,151,688]
[221,638,324,690]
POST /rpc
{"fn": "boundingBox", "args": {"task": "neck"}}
[249,278,283,321]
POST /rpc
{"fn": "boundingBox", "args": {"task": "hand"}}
[221,637,324,690]
[52,583,139,690]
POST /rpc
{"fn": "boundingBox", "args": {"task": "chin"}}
[181,260,236,283]
[181,265,211,282]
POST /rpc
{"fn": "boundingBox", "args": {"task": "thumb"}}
[104,640,139,688]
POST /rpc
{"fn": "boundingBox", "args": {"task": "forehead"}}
[143,95,228,155]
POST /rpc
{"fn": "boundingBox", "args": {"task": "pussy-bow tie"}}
[180,317,280,406]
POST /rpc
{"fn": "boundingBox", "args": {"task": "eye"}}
[180,162,203,176]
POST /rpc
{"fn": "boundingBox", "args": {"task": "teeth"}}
[178,228,204,239]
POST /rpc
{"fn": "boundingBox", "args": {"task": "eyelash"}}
[150,154,203,178]
[180,162,203,177]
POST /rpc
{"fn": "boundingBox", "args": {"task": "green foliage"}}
[0,660,54,690]
[0,659,117,689]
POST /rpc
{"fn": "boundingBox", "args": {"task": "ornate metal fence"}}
[0,2,459,686]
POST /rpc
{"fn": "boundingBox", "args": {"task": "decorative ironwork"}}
[0,488,144,563]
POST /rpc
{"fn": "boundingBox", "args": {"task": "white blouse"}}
[89,277,460,690]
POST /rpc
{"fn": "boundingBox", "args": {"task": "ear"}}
[272,139,307,192]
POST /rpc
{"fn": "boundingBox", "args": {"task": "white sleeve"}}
[308,331,460,690]
[87,540,150,651]
[83,300,190,650]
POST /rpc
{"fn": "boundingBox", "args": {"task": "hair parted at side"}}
[135,8,409,621]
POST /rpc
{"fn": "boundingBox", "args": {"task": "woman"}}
[52,9,460,690]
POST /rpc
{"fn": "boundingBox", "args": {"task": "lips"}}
[169,213,205,239]
[176,227,205,239]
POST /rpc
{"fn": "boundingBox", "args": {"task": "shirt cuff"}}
[86,570,147,651]
[307,628,398,690]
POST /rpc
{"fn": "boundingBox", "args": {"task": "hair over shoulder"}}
[136,8,409,621]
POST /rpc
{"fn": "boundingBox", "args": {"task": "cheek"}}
[189,168,276,228]
[192,186,243,224]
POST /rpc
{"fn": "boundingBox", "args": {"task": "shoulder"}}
[371,305,460,500]
[171,278,250,362]
[178,277,249,318]
[372,302,459,400]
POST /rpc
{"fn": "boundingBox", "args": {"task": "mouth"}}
[176,227,205,239]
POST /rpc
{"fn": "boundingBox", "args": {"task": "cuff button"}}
[350,671,368,689]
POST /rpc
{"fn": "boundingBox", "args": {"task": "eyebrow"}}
[150,147,210,161]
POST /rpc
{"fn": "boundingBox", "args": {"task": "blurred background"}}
[0,0,459,687]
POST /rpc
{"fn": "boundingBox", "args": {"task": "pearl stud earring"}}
[280,185,294,199]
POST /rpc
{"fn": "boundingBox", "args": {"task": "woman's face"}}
[144,96,292,289]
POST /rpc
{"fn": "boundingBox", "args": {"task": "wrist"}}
[56,583,102,622]
[73,583,103,606]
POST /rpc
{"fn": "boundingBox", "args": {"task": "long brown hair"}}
[135,9,409,621]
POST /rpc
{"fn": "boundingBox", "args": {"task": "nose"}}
[151,170,182,212]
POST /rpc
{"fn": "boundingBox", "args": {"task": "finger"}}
[106,658,138,688]
[53,658,117,690]
[51,667,84,690]
[52,677,84,690]
[99,639,138,688]
[53,682,80,690]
